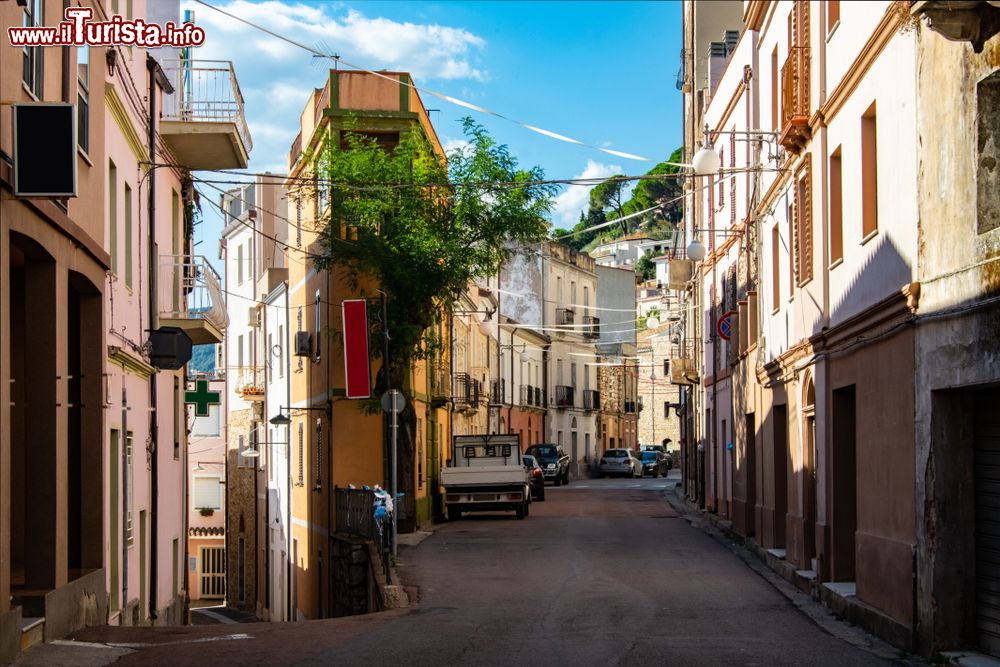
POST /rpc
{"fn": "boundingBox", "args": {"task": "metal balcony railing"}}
[624,400,638,414]
[556,308,575,326]
[453,373,480,410]
[159,59,253,154]
[430,365,450,399]
[555,385,574,408]
[520,384,534,407]
[234,367,265,400]
[158,255,229,335]
[490,379,505,406]
[584,315,600,338]
[535,387,544,407]
[583,389,600,411]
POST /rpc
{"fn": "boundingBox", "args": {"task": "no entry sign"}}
[716,311,736,341]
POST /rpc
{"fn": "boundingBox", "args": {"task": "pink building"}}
[187,375,227,603]
[0,0,249,659]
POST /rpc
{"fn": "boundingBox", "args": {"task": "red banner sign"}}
[342,299,371,399]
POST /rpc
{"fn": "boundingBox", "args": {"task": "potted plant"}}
[198,507,215,517]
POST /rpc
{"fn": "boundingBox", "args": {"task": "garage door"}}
[975,391,1000,656]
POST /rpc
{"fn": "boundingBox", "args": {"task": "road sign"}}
[381,389,405,414]
[716,311,735,341]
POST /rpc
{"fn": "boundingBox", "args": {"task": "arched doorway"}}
[802,375,817,568]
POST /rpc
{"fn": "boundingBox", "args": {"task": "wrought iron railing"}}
[583,389,600,411]
[556,308,575,326]
[334,487,392,583]
[158,255,229,332]
[584,315,601,338]
[555,385,574,408]
[159,59,253,153]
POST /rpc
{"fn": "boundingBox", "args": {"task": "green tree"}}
[635,253,656,281]
[311,117,555,522]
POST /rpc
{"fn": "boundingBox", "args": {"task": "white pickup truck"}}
[442,434,530,521]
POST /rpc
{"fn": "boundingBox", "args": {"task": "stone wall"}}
[226,407,258,614]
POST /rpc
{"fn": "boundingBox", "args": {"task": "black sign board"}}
[13,103,77,197]
[149,326,193,370]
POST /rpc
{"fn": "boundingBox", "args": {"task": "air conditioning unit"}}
[294,331,312,357]
[668,260,694,290]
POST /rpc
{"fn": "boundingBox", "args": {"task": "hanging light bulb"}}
[687,238,707,262]
[520,348,530,363]
[646,315,661,329]
[478,316,493,336]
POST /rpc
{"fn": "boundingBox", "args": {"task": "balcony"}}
[430,365,450,408]
[583,315,600,338]
[159,59,252,170]
[235,368,265,401]
[779,47,811,154]
[453,373,480,412]
[158,255,228,345]
[583,389,600,411]
[490,379,505,406]
[555,385,574,408]
[535,387,543,407]
[624,400,637,414]
[520,384,534,407]
[556,308,575,326]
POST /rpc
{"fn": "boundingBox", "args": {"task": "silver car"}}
[600,449,639,478]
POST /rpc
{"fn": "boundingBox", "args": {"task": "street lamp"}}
[692,141,721,176]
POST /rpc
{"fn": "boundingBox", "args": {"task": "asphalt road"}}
[58,475,894,666]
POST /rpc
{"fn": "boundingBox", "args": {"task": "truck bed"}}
[441,466,527,487]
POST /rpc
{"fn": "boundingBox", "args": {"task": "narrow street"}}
[50,476,900,666]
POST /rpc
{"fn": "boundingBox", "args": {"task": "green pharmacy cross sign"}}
[185,379,220,417]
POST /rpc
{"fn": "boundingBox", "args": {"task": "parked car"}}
[523,455,546,501]
[641,444,666,454]
[600,448,640,478]
[525,444,570,486]
[639,451,669,478]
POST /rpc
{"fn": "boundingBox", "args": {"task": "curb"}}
[661,485,919,665]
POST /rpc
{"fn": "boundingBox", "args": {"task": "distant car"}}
[641,444,666,454]
[525,444,570,486]
[523,455,546,501]
[639,451,669,478]
[600,449,640,478]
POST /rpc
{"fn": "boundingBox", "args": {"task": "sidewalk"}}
[660,484,917,665]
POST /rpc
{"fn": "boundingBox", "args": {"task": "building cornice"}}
[105,84,149,172]
[108,345,156,379]
[745,1,770,32]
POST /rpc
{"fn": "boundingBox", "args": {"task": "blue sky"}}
[188,0,683,252]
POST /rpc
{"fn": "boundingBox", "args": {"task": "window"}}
[77,46,89,152]
[664,402,670,419]
[977,73,1000,234]
[173,378,180,460]
[237,243,244,285]
[829,147,843,263]
[238,335,244,371]
[297,422,304,485]
[795,158,813,285]
[124,183,133,289]
[314,290,322,362]
[417,418,424,488]
[22,0,43,98]
[193,477,222,510]
[828,0,840,32]
[861,101,878,239]
[663,359,669,376]
[295,195,302,246]
[771,225,781,311]
[571,362,577,388]
[278,325,284,378]
[771,47,778,131]
[314,418,323,489]
[787,200,795,297]
[267,334,273,385]
[126,431,134,545]
[109,161,117,274]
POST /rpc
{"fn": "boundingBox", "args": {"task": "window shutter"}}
[194,477,221,509]
[802,160,813,283]
[730,133,737,225]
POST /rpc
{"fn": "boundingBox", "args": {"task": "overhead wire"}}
[193,0,676,164]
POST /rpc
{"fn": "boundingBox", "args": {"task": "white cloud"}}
[550,160,625,229]
[185,1,487,82]
[442,137,472,157]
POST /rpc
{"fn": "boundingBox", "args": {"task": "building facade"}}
[188,375,226,604]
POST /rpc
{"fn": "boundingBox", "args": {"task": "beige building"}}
[678,0,1000,657]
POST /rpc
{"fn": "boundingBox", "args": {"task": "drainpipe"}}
[146,55,164,623]
[285,286,292,622]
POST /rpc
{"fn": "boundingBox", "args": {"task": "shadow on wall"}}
[824,235,912,330]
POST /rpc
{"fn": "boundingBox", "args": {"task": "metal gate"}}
[200,546,226,599]
[975,391,1000,656]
